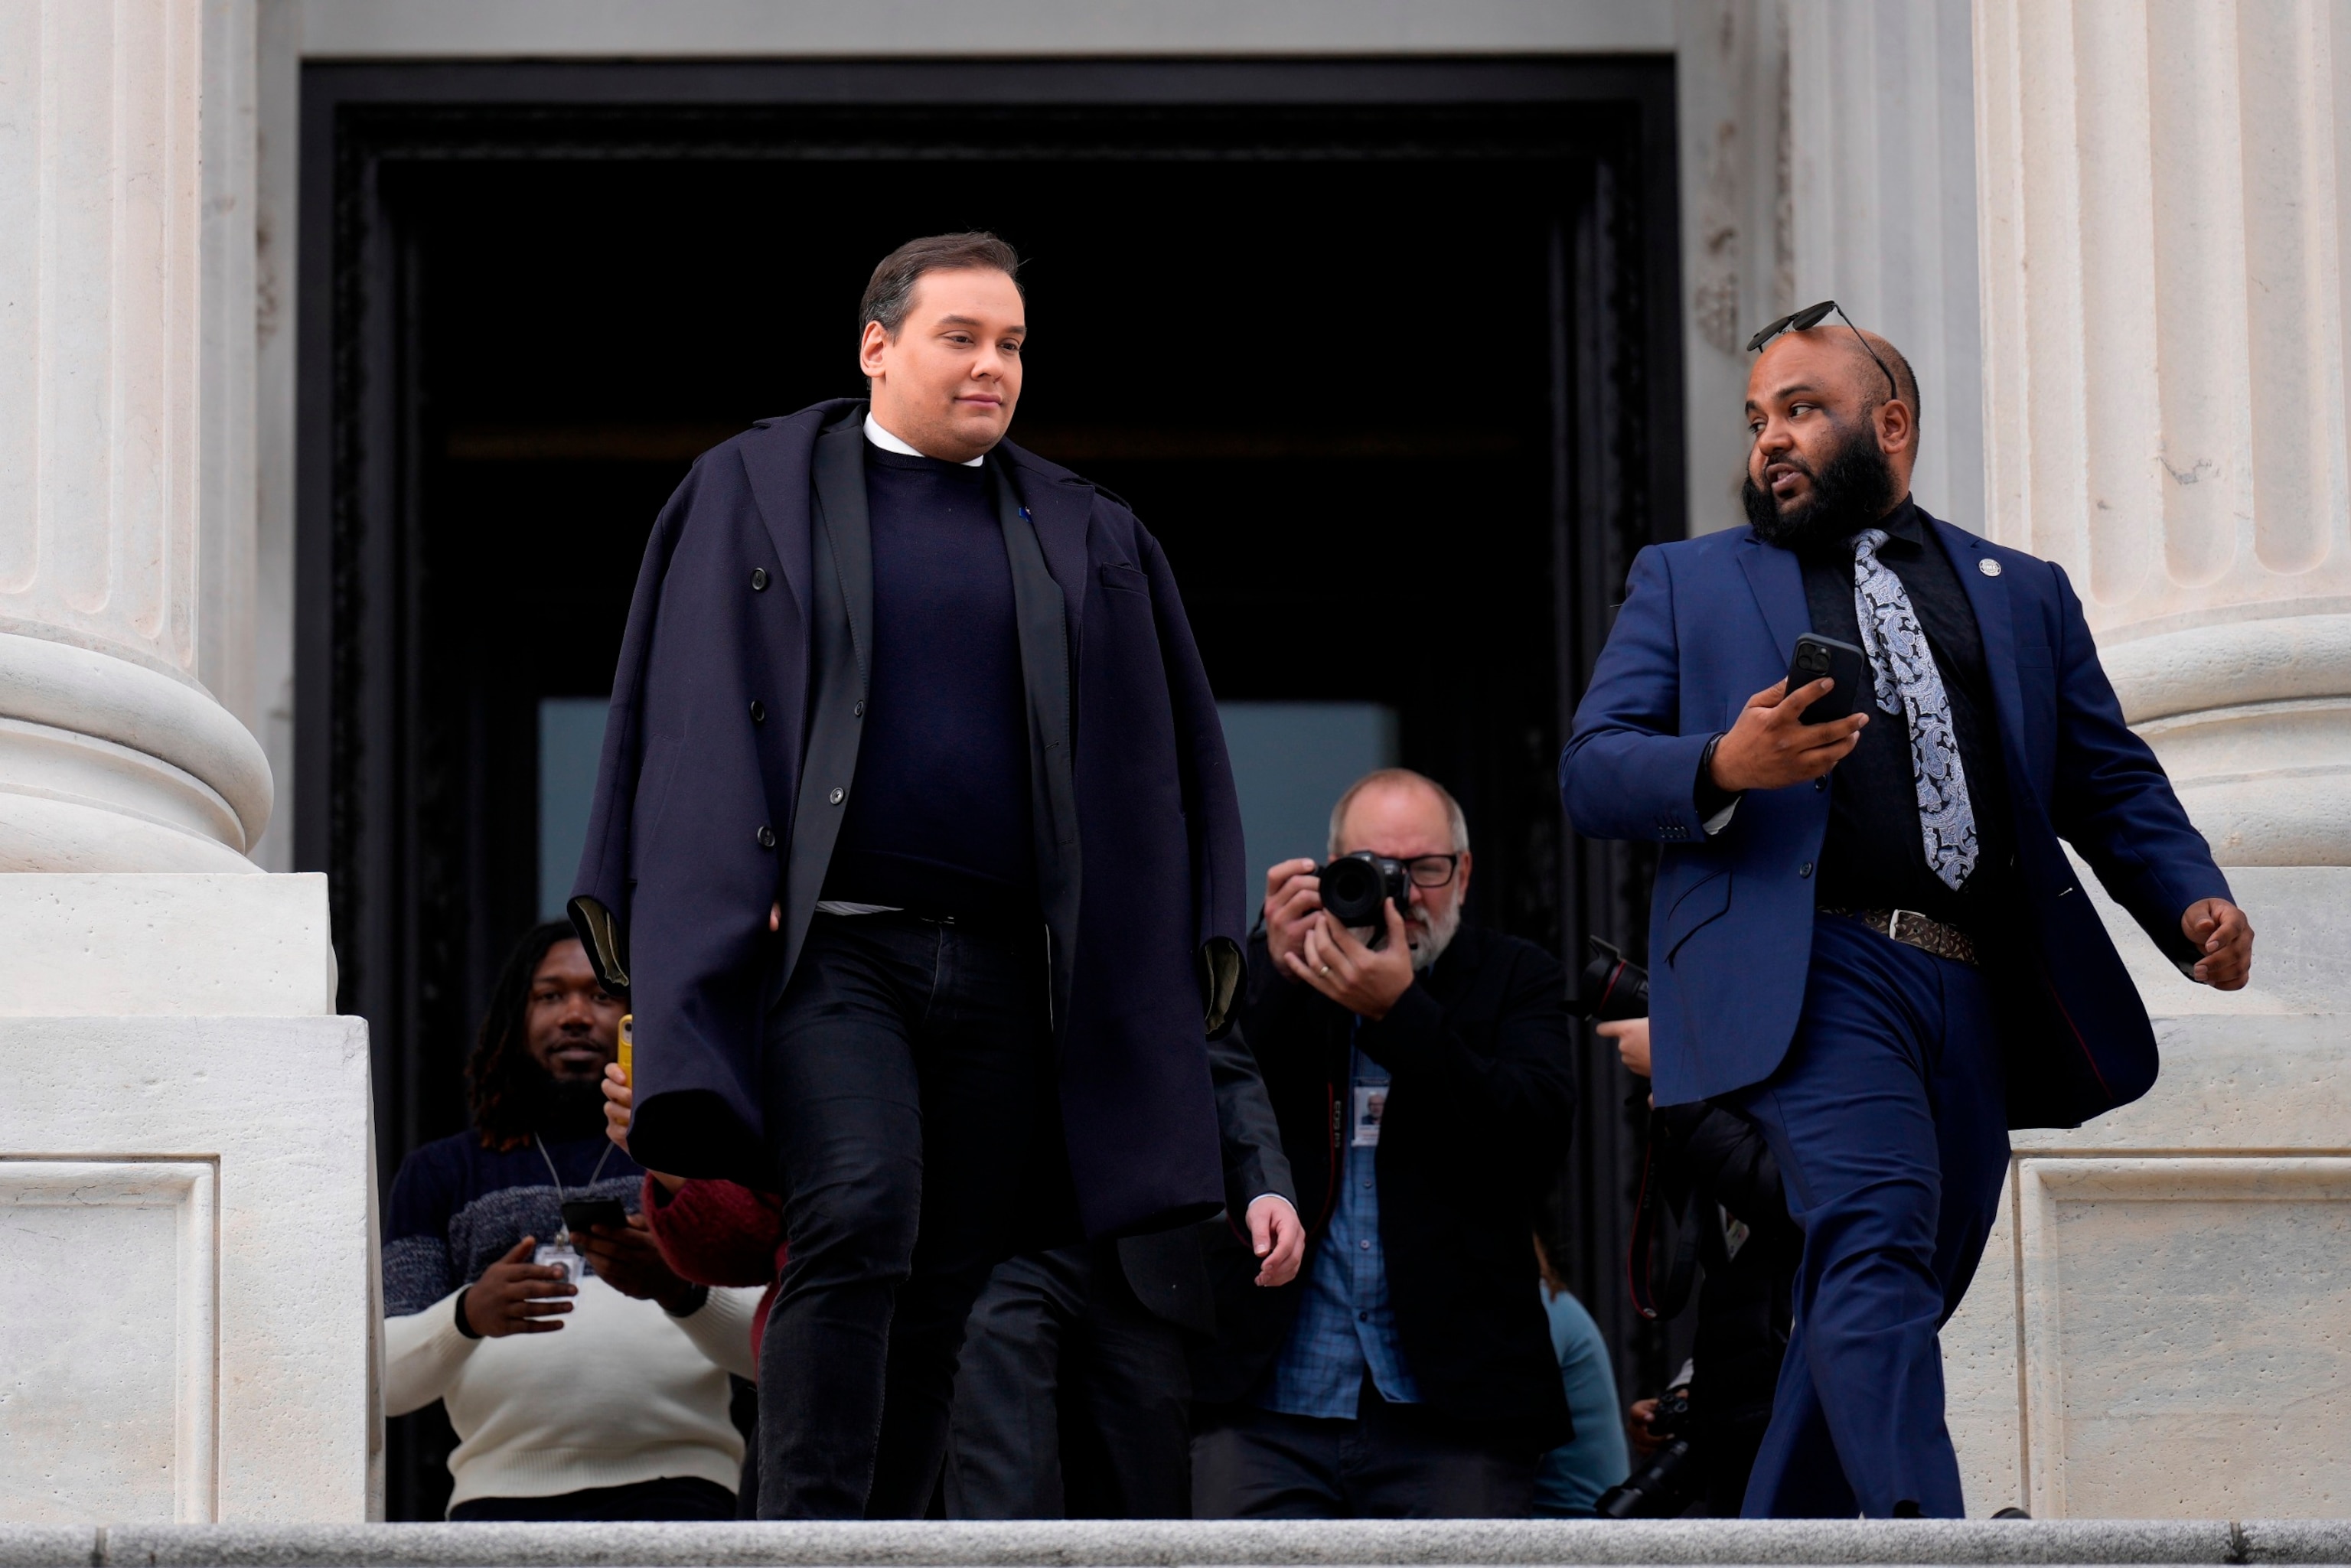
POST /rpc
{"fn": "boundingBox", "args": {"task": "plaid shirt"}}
[1259,1037,1423,1419]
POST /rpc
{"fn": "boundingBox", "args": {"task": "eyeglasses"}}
[1746,299,1900,404]
[1399,853,1461,889]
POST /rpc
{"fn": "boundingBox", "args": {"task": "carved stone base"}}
[1947,865,2351,1517]
[2105,614,2351,867]
[0,875,374,1524]
[0,636,272,872]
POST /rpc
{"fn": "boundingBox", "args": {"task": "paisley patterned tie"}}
[1851,529,1978,891]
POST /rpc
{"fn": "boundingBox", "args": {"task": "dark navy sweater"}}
[820,443,1037,918]
[383,1130,644,1316]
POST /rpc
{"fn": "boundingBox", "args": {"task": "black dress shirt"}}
[1697,498,2015,934]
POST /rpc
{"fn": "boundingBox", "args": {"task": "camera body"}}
[1646,1384,1691,1439]
[1313,851,1412,927]
[1595,1383,1699,1519]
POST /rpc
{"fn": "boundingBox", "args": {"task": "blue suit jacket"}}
[1560,512,2230,1129]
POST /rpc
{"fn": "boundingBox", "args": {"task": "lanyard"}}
[536,1134,616,1246]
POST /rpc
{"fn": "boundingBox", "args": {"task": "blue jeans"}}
[1733,914,2010,1518]
[755,911,1053,1519]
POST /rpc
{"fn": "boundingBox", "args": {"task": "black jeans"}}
[1192,1381,1537,1520]
[448,1475,734,1521]
[756,911,1052,1520]
[944,1241,1194,1519]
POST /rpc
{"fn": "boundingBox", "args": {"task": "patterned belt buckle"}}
[1887,908,1926,949]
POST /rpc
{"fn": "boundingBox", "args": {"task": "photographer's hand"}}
[1708,677,1868,793]
[1598,1017,1652,1078]
[1626,1397,1663,1459]
[461,1237,576,1337]
[1285,900,1414,1020]
[1263,859,1323,983]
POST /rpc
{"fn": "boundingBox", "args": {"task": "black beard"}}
[1742,417,1900,553]
[522,1071,609,1142]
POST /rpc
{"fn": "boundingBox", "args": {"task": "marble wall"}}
[1935,0,2351,1517]
[0,875,375,1523]
[0,0,367,1526]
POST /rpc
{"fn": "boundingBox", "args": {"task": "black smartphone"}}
[1787,634,1868,725]
[561,1197,628,1236]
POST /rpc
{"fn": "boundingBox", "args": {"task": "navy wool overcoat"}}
[569,399,1248,1240]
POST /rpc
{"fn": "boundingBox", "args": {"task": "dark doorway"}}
[300,59,1679,1520]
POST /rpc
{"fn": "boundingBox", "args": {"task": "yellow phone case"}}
[618,1013,633,1085]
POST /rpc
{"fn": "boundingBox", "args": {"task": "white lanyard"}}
[536,1135,616,1245]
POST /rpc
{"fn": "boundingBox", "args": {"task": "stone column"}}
[1975,0,2351,866]
[0,0,272,872]
[0,0,374,1524]
[1676,0,1987,534]
[1674,0,1794,535]
[1785,0,1986,532]
[1942,0,2351,1519]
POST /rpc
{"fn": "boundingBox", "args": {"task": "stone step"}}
[4,1521,2351,1568]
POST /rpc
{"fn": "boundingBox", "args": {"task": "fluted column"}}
[0,0,270,871]
[1976,0,2351,865]
[1786,0,1986,533]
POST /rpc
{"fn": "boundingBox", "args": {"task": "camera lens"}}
[1319,855,1387,926]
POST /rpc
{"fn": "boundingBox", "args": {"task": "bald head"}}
[1753,327,1916,429]
[1742,321,1919,543]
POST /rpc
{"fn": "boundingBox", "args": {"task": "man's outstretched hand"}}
[1246,1195,1305,1287]
[1708,678,1869,794]
[2182,898,2254,989]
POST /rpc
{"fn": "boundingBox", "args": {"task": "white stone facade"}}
[0,0,369,1525]
[0,876,376,1524]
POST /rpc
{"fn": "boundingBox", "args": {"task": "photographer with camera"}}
[1189,769,1578,1519]
[1586,1006,1798,1518]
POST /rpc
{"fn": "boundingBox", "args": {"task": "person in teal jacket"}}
[1531,1251,1629,1517]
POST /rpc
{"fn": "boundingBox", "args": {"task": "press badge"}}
[1352,1084,1387,1148]
[533,1241,584,1284]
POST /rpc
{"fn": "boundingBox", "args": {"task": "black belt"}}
[1822,907,1978,967]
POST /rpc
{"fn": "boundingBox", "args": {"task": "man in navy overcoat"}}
[1561,308,2255,1517]
[569,233,1275,1518]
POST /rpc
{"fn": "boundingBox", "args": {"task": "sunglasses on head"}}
[1746,299,1901,403]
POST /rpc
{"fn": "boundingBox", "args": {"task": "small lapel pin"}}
[1020,507,1032,521]
[1978,557,2003,577]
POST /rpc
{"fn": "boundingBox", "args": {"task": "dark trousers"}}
[756,911,1052,1520]
[945,1241,1192,1519]
[1733,915,2010,1519]
[1192,1384,1537,1519]
[448,1475,735,1521]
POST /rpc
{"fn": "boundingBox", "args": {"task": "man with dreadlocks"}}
[382,922,765,1520]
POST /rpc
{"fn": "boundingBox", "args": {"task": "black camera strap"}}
[1627,1121,1700,1322]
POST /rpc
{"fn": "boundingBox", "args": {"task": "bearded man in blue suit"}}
[1561,306,2255,1518]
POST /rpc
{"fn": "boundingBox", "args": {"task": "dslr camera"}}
[1566,937,1650,1022]
[1312,850,1413,928]
[1595,1382,1700,1518]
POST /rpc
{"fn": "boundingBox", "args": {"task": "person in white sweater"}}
[382,921,763,1520]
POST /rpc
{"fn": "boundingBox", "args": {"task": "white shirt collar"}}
[864,411,984,468]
